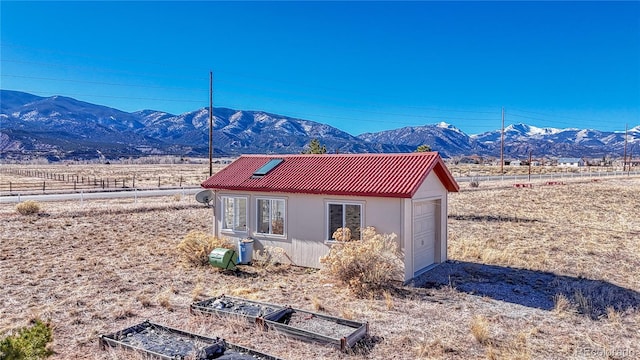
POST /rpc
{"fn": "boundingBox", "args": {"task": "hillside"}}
[1,90,637,160]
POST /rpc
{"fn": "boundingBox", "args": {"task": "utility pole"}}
[209,71,214,177]
[500,107,505,174]
[623,124,628,173]
[528,150,532,182]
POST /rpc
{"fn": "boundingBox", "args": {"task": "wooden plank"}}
[99,320,283,360]
[191,295,369,351]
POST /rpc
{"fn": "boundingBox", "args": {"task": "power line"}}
[7,89,205,105]
[6,84,632,134]
[507,112,635,130]
[4,71,502,127]
[7,85,630,133]
[2,69,501,125]
[2,74,208,92]
[0,42,187,72]
[0,45,505,113]
[3,45,636,132]
[510,107,600,122]
[0,59,208,83]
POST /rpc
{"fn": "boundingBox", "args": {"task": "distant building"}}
[557,158,585,167]
[510,160,522,166]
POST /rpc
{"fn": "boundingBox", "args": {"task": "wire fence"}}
[455,169,640,184]
[0,167,202,196]
[1,165,639,196]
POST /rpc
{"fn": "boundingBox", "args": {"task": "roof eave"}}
[200,184,412,198]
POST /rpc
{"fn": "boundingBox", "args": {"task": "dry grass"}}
[0,163,226,195]
[470,315,491,345]
[15,200,41,215]
[1,168,639,359]
[447,164,624,178]
[176,231,235,267]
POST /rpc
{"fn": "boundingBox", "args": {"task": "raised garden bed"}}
[265,307,368,350]
[190,295,292,324]
[191,295,369,351]
[99,320,282,360]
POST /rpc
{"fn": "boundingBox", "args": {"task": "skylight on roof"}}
[253,158,284,177]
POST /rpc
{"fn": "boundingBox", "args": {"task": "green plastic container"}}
[208,248,237,270]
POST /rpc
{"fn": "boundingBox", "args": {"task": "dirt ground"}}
[1,176,639,359]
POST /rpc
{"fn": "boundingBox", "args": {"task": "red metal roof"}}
[201,152,459,198]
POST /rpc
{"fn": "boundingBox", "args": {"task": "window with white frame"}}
[327,202,362,241]
[256,198,285,235]
[222,196,247,232]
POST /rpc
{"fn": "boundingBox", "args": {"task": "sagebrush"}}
[176,231,235,266]
[0,319,53,359]
[332,227,353,242]
[15,201,40,215]
[320,226,404,296]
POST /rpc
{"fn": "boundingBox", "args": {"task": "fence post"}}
[132,175,135,188]
[42,182,46,193]
[158,177,161,188]
[9,182,11,193]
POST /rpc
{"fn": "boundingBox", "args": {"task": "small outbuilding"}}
[201,152,459,282]
[557,157,585,167]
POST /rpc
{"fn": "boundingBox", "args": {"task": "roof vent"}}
[253,158,284,177]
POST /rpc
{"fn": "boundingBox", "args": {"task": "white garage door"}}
[413,200,437,275]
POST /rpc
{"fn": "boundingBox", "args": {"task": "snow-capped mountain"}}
[1,90,637,160]
[471,123,638,157]
[0,90,402,159]
[0,91,167,159]
[358,122,487,158]
[471,123,563,144]
[135,106,392,155]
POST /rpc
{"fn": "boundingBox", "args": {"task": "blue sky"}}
[1,1,639,135]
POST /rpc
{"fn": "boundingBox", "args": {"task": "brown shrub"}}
[320,226,403,297]
[470,315,490,345]
[332,227,353,242]
[176,231,235,267]
[15,200,41,215]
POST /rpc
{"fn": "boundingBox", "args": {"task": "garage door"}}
[413,200,437,275]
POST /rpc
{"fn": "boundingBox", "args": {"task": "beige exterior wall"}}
[213,190,402,269]
[402,172,449,281]
[212,170,449,283]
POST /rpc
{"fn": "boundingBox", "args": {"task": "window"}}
[256,198,285,235]
[253,159,284,177]
[327,203,362,240]
[222,196,247,232]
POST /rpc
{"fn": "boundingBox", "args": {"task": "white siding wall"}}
[214,191,402,269]
[403,172,449,281]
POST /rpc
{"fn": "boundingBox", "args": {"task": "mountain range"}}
[1,90,638,161]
